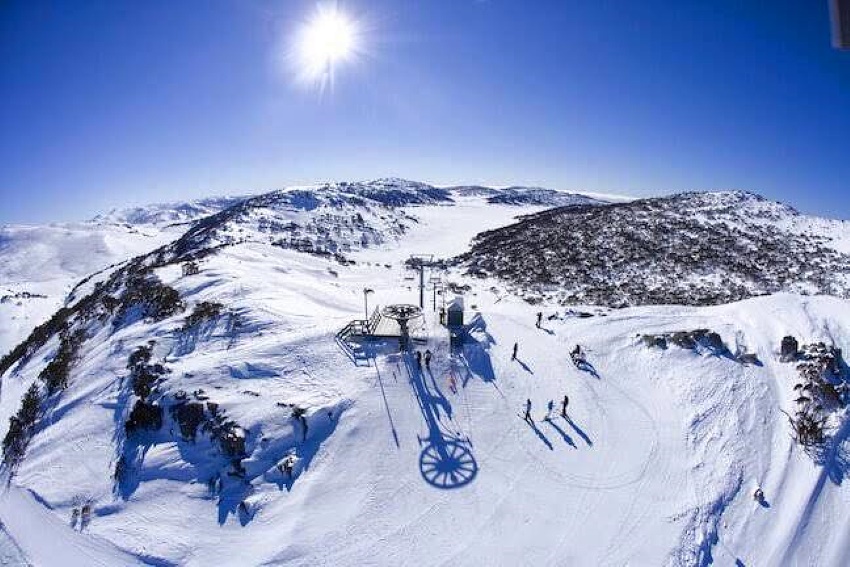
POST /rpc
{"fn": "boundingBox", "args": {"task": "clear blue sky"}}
[1,0,848,223]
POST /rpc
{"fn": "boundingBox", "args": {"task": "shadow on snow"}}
[402,353,478,490]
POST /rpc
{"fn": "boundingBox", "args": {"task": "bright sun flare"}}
[295,4,359,88]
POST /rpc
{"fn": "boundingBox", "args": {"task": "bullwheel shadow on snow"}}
[404,355,478,489]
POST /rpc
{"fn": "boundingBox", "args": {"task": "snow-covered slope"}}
[0,221,183,358]
[90,196,249,226]
[1,186,849,566]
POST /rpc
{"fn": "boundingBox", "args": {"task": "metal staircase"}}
[335,307,382,364]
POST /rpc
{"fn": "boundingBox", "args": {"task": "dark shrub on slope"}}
[457,192,850,307]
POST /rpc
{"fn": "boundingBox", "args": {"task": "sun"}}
[293,4,360,90]
[303,8,354,63]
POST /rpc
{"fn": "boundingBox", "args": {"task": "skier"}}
[560,394,569,418]
[80,504,91,530]
[424,349,433,369]
[279,454,297,478]
[523,398,533,423]
[512,342,519,361]
[571,344,584,365]
[545,399,555,421]
[536,312,543,328]
[415,350,423,368]
[753,487,765,502]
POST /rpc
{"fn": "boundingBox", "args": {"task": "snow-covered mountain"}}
[0,220,185,360]
[458,190,850,307]
[1,182,850,566]
[90,195,250,226]
[447,184,607,207]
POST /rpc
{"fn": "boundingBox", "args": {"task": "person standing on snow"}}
[415,350,422,368]
[512,342,519,361]
[524,398,533,423]
[545,399,555,421]
[424,349,432,369]
[561,395,569,418]
[536,312,543,328]
[571,345,584,365]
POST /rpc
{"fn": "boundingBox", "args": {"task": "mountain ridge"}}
[457,190,850,307]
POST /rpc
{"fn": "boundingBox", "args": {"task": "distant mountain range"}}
[85,178,607,226]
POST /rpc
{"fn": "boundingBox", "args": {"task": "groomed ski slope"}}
[1,197,849,565]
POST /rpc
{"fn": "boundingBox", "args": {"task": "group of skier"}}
[523,395,569,423]
[414,349,433,370]
[514,311,591,425]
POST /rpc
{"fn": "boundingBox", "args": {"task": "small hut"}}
[447,296,464,328]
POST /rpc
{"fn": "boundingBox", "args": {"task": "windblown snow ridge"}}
[457,191,850,307]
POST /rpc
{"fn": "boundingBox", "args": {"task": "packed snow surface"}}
[1,186,850,566]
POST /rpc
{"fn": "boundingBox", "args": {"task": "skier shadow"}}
[405,354,478,489]
[524,418,553,450]
[515,358,534,375]
[575,360,600,379]
[543,418,577,448]
[565,416,593,446]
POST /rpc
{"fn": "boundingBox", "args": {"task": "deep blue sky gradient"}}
[1,0,848,222]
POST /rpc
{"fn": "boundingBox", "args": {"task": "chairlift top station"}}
[335,253,463,357]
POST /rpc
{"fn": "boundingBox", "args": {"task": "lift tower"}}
[407,254,436,309]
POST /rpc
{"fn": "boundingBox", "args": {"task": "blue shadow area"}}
[404,354,478,489]
[544,417,577,448]
[454,313,496,386]
[565,416,593,446]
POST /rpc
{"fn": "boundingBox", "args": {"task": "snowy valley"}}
[1,180,850,566]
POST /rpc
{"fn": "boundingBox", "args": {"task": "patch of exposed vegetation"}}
[40,328,87,395]
[0,291,47,303]
[0,306,75,377]
[457,191,850,307]
[2,383,41,467]
[181,260,200,277]
[182,301,224,330]
[640,329,729,356]
[125,400,163,433]
[114,269,184,326]
[2,326,88,467]
[782,340,848,448]
[127,343,169,402]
